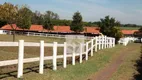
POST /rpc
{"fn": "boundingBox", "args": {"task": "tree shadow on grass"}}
[0,63,59,79]
[0,55,87,80]
[133,44,142,80]
[0,50,91,79]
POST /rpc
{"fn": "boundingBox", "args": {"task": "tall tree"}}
[99,16,123,43]
[43,19,53,30]
[31,11,43,25]
[70,11,83,32]
[0,20,7,28]
[16,6,32,31]
[42,11,59,30]
[44,11,59,20]
[0,2,18,41]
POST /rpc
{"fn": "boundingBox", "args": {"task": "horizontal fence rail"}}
[0,36,115,78]
[7,31,94,40]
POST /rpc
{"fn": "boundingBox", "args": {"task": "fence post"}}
[53,42,57,70]
[39,41,44,74]
[104,36,106,49]
[63,42,67,68]
[72,47,75,65]
[86,42,88,60]
[17,40,24,78]
[80,43,83,63]
[95,37,98,52]
[102,36,104,49]
[111,38,113,48]
[106,36,108,48]
[107,38,109,48]
[109,38,111,48]
[113,38,115,47]
[110,38,112,48]
[108,37,109,48]
[27,32,29,36]
[98,36,101,50]
[91,39,94,56]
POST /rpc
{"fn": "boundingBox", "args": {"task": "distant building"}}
[0,24,139,37]
[121,30,138,37]
[0,24,100,36]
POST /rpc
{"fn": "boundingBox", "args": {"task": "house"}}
[0,24,100,36]
[1,24,139,37]
[121,30,138,37]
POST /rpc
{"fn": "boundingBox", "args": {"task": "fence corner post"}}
[80,43,83,63]
[72,47,75,65]
[91,39,94,56]
[63,42,67,68]
[17,40,24,78]
[53,42,57,70]
[95,37,98,52]
[85,42,88,60]
[39,40,44,74]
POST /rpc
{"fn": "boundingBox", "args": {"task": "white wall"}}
[0,30,7,34]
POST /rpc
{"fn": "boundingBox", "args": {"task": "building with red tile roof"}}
[0,24,140,36]
[121,30,138,36]
[29,25,44,32]
[53,26,73,33]
[0,24,22,30]
[84,27,100,34]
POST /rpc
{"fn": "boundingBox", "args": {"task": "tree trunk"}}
[13,30,15,42]
[10,24,16,42]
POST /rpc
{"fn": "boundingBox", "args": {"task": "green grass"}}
[0,34,65,60]
[110,43,141,80]
[0,34,65,43]
[0,36,126,80]
[119,27,140,30]
[0,35,141,80]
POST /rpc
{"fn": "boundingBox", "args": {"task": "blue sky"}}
[0,0,142,25]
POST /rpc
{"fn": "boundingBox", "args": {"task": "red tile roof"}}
[121,30,138,34]
[0,24,22,30]
[84,27,100,34]
[30,25,44,32]
[53,26,73,33]
[2,24,138,35]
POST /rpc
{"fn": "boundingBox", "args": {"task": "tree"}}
[0,20,7,28]
[42,11,59,30]
[16,6,32,31]
[43,19,53,30]
[99,16,123,43]
[31,11,43,25]
[70,11,83,32]
[44,11,59,20]
[134,27,142,37]
[0,2,18,41]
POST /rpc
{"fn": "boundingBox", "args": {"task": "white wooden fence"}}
[7,31,94,40]
[118,37,136,46]
[25,32,94,40]
[0,36,115,78]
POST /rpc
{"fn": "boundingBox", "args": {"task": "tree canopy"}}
[17,6,32,30]
[42,11,59,30]
[99,16,123,43]
[0,2,18,27]
[70,11,84,32]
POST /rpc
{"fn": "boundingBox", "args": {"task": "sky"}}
[0,0,142,25]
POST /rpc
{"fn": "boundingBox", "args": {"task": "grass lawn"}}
[0,34,65,43]
[0,34,65,60]
[119,27,140,30]
[0,34,141,80]
[110,43,141,80]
